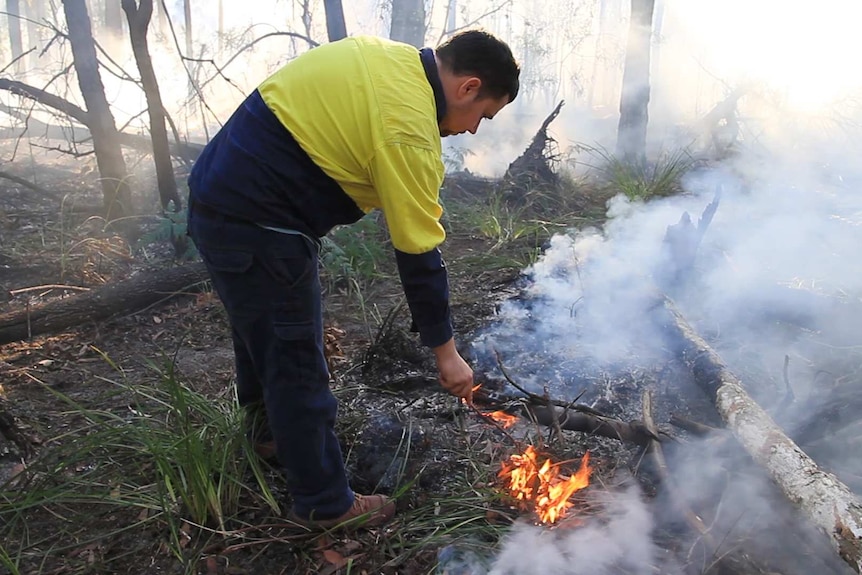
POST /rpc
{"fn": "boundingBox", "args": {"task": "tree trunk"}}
[104,0,124,38]
[659,296,862,574]
[6,0,23,66]
[62,0,134,221]
[615,0,655,166]
[217,0,224,52]
[389,0,425,48]
[154,0,168,36]
[23,0,44,69]
[444,0,456,33]
[183,0,192,55]
[121,0,181,211]
[0,262,209,344]
[322,0,347,42]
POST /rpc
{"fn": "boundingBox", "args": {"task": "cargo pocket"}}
[273,320,328,385]
[200,247,253,274]
[273,321,314,341]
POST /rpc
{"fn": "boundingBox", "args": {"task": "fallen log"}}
[659,296,862,573]
[0,262,209,344]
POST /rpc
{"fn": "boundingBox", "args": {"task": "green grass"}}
[581,144,697,202]
[0,352,279,573]
[321,213,393,293]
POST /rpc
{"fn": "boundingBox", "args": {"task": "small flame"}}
[498,445,592,524]
[486,410,518,428]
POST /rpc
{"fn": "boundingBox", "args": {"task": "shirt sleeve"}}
[394,248,453,348]
[369,142,452,347]
[369,142,445,255]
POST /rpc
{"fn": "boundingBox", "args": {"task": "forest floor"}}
[0,147,856,575]
[0,148,631,575]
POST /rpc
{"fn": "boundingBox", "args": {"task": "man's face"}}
[439,77,510,137]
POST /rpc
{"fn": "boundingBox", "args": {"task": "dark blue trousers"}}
[188,203,353,520]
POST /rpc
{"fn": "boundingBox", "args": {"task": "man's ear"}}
[456,77,482,100]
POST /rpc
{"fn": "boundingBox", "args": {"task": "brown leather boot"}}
[289,493,396,530]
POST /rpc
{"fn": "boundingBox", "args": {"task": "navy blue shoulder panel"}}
[188,90,364,237]
[419,48,446,124]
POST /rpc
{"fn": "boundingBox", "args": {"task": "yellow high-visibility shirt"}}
[258,35,446,255]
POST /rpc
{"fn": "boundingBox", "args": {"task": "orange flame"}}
[486,410,518,428]
[498,445,592,524]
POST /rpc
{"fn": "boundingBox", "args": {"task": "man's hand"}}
[432,338,474,403]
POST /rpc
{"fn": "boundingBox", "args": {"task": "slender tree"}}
[121,0,181,211]
[322,0,347,42]
[154,0,167,36]
[616,0,656,166]
[105,0,124,37]
[183,0,192,55]
[218,0,224,52]
[62,0,133,221]
[444,0,456,33]
[389,0,425,48]
[23,0,43,69]
[6,0,23,64]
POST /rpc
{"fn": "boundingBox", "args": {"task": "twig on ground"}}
[642,390,714,545]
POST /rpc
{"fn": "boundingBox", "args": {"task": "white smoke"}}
[488,485,673,575]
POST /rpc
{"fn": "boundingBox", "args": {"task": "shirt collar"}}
[419,48,447,125]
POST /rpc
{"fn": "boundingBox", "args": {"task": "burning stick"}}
[464,396,521,447]
[472,385,659,447]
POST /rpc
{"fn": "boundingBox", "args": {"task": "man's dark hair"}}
[436,29,520,103]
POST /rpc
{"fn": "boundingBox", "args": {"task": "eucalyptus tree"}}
[616,0,656,166]
[6,0,23,66]
[62,0,133,221]
[323,0,347,41]
[122,0,181,211]
[389,0,425,47]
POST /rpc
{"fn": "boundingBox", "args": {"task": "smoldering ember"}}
[2,2,862,575]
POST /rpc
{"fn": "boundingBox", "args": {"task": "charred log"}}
[473,385,658,446]
[657,189,720,289]
[0,170,64,199]
[658,295,862,573]
[503,100,564,197]
[642,390,714,543]
[0,262,208,344]
[523,404,657,446]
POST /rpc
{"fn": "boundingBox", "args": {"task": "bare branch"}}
[195,30,319,93]
[0,78,89,125]
[0,170,64,199]
[0,47,36,75]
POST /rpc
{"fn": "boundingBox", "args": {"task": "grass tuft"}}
[580,144,697,202]
[0,352,279,572]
